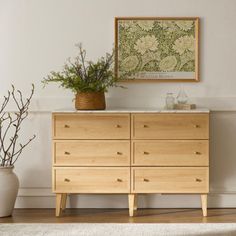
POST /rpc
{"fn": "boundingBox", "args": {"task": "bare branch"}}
[11,135,36,165]
[0,84,36,167]
[0,91,10,117]
[17,90,24,107]
[11,85,21,110]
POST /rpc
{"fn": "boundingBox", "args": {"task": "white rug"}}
[1,223,236,236]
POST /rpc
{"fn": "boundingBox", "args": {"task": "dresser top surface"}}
[52,107,210,114]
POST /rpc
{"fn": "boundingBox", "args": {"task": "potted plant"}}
[0,85,36,217]
[42,44,126,110]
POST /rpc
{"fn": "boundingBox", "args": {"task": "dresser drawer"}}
[132,140,209,166]
[53,140,130,166]
[132,114,209,139]
[53,114,130,139]
[54,167,130,193]
[132,167,209,193]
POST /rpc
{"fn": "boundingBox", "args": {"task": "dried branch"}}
[0,91,10,121]
[0,91,10,114]
[11,134,36,165]
[0,84,35,167]
[11,85,21,110]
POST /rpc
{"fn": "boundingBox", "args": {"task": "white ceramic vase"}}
[0,166,19,217]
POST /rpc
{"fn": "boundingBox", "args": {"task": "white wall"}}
[1,0,236,208]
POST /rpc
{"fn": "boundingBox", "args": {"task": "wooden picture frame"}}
[115,17,200,82]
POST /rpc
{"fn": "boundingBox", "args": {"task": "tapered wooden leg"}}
[134,194,138,211]
[201,194,207,217]
[128,194,135,217]
[61,194,67,211]
[56,194,63,217]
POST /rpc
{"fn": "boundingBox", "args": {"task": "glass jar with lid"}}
[165,93,175,110]
[177,88,188,104]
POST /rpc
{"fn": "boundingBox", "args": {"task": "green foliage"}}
[42,44,124,93]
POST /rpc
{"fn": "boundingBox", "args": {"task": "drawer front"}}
[132,167,209,193]
[53,114,130,139]
[132,114,209,139]
[132,140,209,166]
[54,140,130,166]
[54,167,130,193]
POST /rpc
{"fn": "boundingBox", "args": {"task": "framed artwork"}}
[115,17,199,82]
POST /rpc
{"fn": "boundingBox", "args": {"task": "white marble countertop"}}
[53,107,210,113]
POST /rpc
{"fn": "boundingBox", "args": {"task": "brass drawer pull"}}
[116,178,123,182]
[194,124,200,128]
[64,178,70,182]
[64,124,70,128]
[195,178,202,182]
[194,151,201,155]
[117,152,122,155]
[143,124,148,128]
[143,151,149,155]
[64,151,70,155]
[115,124,121,128]
[143,178,149,182]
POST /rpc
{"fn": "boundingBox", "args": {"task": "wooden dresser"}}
[52,109,210,217]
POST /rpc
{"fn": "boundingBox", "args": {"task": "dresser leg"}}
[134,194,138,211]
[201,194,207,217]
[61,194,67,211]
[56,194,63,217]
[128,194,135,217]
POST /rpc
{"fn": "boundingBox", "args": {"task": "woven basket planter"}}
[75,92,106,110]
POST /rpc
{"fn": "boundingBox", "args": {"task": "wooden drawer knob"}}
[143,124,148,128]
[194,124,200,128]
[117,152,122,155]
[64,124,70,128]
[143,151,149,155]
[64,151,70,155]
[115,124,121,128]
[195,178,202,182]
[64,178,70,182]
[143,178,149,182]
[194,151,201,155]
[116,178,122,182]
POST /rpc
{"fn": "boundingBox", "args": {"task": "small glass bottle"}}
[177,88,188,104]
[165,93,175,110]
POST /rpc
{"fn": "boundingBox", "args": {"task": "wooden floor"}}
[1,209,236,223]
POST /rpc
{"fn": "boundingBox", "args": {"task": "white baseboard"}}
[15,188,236,208]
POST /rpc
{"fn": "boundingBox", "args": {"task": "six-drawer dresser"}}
[52,109,210,217]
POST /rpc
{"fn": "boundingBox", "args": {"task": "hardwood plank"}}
[1,209,236,223]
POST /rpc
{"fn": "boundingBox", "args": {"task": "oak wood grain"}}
[53,140,130,166]
[132,114,209,140]
[131,167,209,193]
[1,209,235,223]
[53,113,130,139]
[54,167,130,193]
[132,140,209,166]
